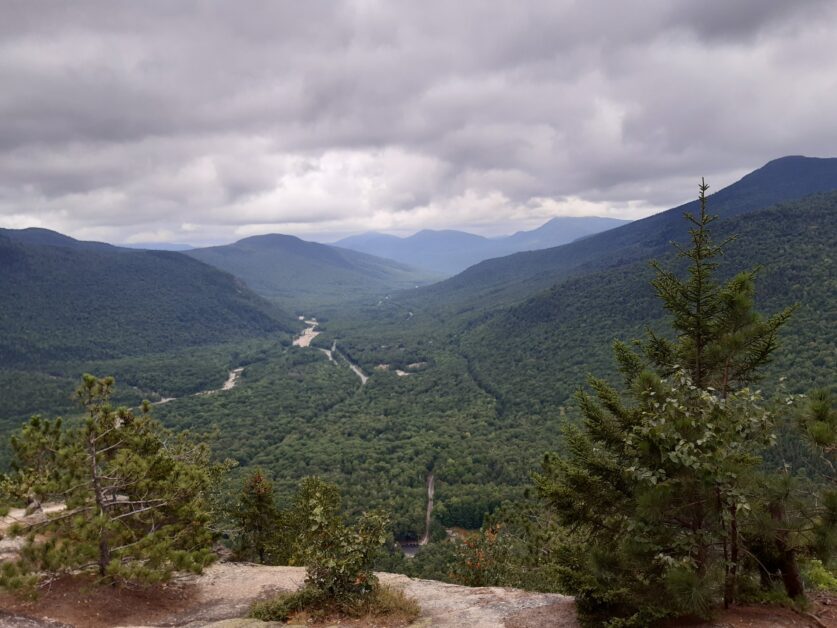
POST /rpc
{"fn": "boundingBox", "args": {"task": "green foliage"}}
[231,469,280,564]
[297,482,390,605]
[449,524,519,587]
[799,389,836,460]
[152,343,524,537]
[534,182,809,625]
[276,476,343,565]
[802,559,837,592]
[797,390,837,565]
[459,192,835,426]
[2,163,835,565]
[0,375,231,590]
[249,585,321,621]
[0,233,297,369]
[399,540,453,580]
[247,476,395,619]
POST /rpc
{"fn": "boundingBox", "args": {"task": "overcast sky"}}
[1,1,836,245]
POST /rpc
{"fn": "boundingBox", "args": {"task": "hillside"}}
[0,227,119,252]
[0,230,303,467]
[459,192,837,419]
[0,230,297,368]
[408,156,837,312]
[336,216,628,275]
[187,233,438,310]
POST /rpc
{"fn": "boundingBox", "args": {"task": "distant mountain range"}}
[186,233,438,310]
[335,216,628,275]
[122,242,195,251]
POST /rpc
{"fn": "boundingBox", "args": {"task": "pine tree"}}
[0,375,230,590]
[798,390,837,566]
[233,469,280,564]
[535,181,796,625]
[645,179,794,394]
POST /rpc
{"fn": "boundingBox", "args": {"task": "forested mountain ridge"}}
[0,226,120,251]
[335,216,628,275]
[187,233,438,310]
[406,155,837,313]
[458,191,837,418]
[0,231,299,368]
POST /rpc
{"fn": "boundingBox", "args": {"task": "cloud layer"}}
[1,0,836,244]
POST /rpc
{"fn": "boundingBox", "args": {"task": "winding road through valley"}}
[420,472,435,546]
[154,366,244,405]
[294,318,368,385]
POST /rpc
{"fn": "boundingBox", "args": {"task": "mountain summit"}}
[187,233,437,310]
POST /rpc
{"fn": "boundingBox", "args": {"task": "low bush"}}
[249,583,419,624]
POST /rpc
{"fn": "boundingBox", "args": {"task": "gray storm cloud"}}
[0,0,835,244]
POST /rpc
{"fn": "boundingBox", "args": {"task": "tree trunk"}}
[723,504,738,608]
[88,435,111,578]
[769,502,804,599]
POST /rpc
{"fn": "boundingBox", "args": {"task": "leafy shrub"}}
[249,476,415,621]
[299,496,390,606]
[803,559,837,592]
[250,583,419,623]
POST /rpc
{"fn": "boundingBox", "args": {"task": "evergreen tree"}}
[645,180,794,393]
[232,469,280,564]
[0,375,230,590]
[535,181,797,626]
[798,389,837,565]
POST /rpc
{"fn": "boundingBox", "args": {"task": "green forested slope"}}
[0,234,297,368]
[460,193,836,416]
[0,231,304,467]
[187,234,438,310]
[405,156,837,314]
[151,342,534,537]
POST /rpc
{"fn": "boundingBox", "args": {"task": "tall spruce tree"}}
[233,468,280,564]
[0,375,229,590]
[535,181,797,626]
